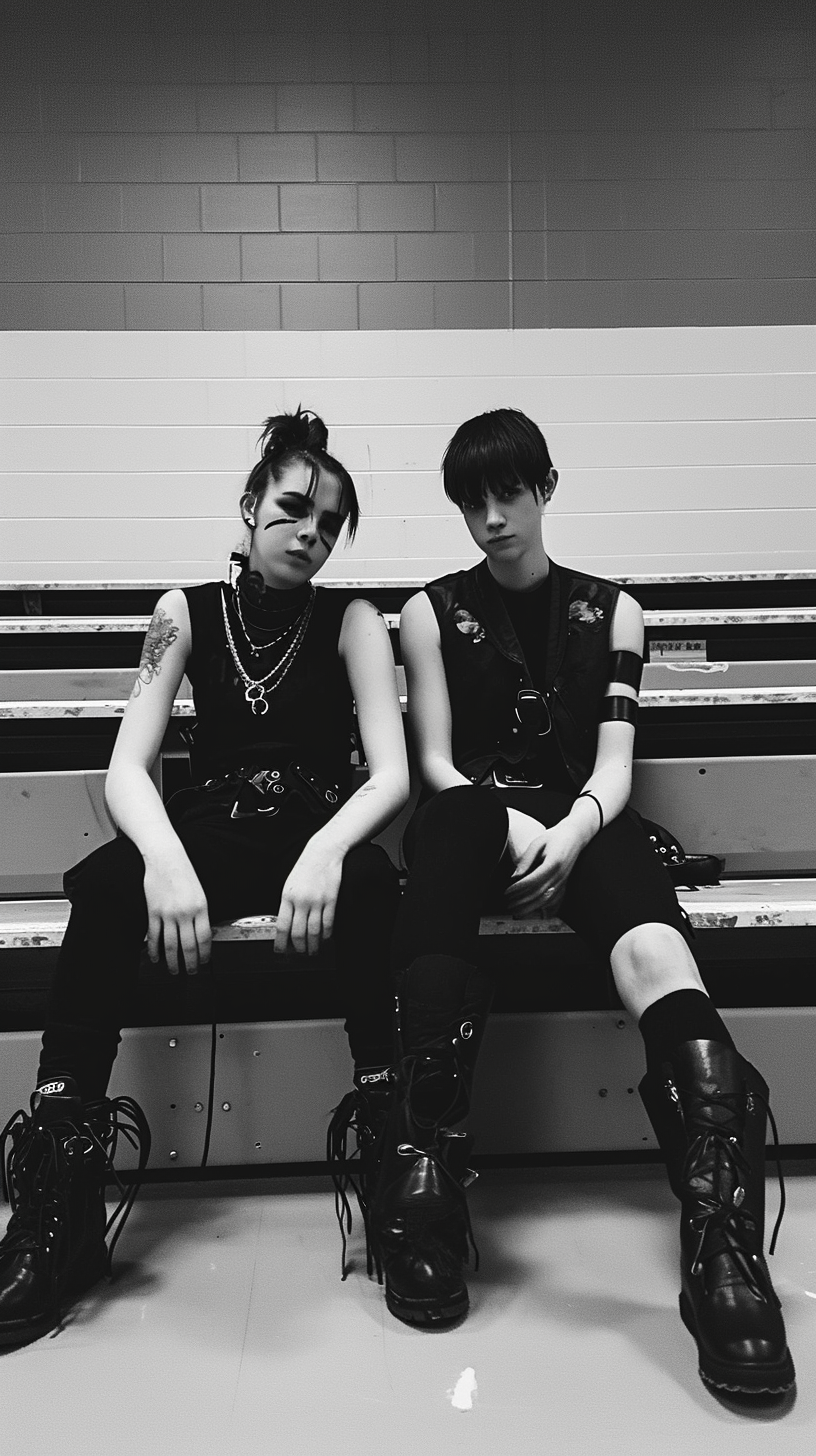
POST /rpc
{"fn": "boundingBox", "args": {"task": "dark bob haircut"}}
[241,406,359,542]
[442,407,554,512]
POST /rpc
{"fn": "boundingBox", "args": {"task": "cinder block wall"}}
[1,0,814,331]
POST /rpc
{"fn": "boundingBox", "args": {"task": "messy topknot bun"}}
[240,406,358,542]
[257,407,329,461]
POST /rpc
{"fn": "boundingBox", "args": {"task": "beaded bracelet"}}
[576,791,604,833]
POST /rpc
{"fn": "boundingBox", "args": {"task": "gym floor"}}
[1,1166,815,1456]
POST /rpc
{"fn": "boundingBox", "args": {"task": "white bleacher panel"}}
[2,327,815,583]
[0,771,116,895]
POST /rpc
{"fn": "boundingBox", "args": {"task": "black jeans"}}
[40,795,400,1099]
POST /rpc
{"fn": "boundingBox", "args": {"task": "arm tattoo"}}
[133,606,179,696]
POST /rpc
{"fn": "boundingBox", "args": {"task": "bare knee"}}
[610,922,704,1020]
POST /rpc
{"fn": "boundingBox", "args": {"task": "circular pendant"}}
[245,684,269,716]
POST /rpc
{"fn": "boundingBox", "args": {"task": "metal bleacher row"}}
[1,570,815,1174]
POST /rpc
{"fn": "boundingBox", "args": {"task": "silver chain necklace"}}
[220,584,315,716]
[232,588,303,657]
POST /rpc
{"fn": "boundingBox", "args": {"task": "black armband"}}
[608,649,643,692]
[600,694,638,726]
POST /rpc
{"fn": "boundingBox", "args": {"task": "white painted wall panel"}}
[2,327,814,582]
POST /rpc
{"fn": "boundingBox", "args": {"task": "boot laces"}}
[681,1087,786,1293]
[326,1075,392,1281]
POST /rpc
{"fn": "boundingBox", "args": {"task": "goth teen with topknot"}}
[0,408,408,1346]
[369,407,793,1398]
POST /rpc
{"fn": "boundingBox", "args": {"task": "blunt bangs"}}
[442,408,554,510]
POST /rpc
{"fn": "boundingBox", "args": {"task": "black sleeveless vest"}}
[425,558,620,788]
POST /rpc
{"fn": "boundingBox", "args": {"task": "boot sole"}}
[0,1247,107,1349]
[679,1291,796,1395]
[385,1284,469,1330]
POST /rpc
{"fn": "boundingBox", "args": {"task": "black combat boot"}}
[327,1065,393,1277]
[371,955,491,1329]
[640,1040,795,1395]
[0,1073,151,1346]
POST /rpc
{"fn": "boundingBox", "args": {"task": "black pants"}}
[392,785,692,974]
[40,795,400,1099]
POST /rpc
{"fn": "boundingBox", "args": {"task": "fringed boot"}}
[640,1039,795,1394]
[371,954,492,1329]
[327,1065,393,1278]
[0,1073,151,1346]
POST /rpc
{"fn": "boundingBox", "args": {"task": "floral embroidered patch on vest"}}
[454,607,486,643]
[568,598,605,627]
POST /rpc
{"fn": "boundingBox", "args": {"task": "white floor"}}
[1,1168,815,1456]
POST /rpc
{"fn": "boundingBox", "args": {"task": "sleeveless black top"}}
[182,579,355,794]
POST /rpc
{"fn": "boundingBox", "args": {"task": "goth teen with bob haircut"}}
[0,409,409,1347]
[370,407,793,1398]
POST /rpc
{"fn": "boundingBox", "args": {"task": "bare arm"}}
[105,590,211,973]
[506,590,644,914]
[274,599,410,956]
[400,590,471,794]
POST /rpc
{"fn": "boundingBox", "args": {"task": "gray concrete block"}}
[277,85,354,132]
[734,130,815,181]
[124,283,203,329]
[163,234,240,282]
[318,135,395,181]
[512,280,548,328]
[43,185,121,232]
[41,85,119,132]
[121,186,201,233]
[319,234,395,281]
[389,33,430,84]
[434,183,507,232]
[359,184,434,231]
[240,135,316,182]
[0,137,80,183]
[0,233,162,282]
[620,278,816,328]
[0,88,46,133]
[347,31,390,83]
[81,136,163,183]
[202,184,279,232]
[281,282,358,329]
[0,185,43,232]
[355,84,509,134]
[511,133,583,182]
[233,32,315,85]
[396,135,473,182]
[772,81,816,128]
[243,234,319,281]
[397,233,474,281]
[434,281,509,328]
[118,85,199,132]
[547,181,622,230]
[203,283,281,329]
[195,85,276,132]
[160,135,239,182]
[474,232,510,281]
[693,82,772,130]
[542,280,624,329]
[281,184,356,232]
[313,34,355,84]
[511,182,547,231]
[0,282,126,328]
[359,281,434,329]
[512,231,550,281]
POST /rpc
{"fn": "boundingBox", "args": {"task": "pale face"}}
[460,479,548,565]
[245,459,346,589]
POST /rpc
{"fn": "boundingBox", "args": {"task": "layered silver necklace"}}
[220,582,315,717]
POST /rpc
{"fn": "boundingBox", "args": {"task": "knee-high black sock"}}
[638,989,735,1078]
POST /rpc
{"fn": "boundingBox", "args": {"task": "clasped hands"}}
[503,808,585,918]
